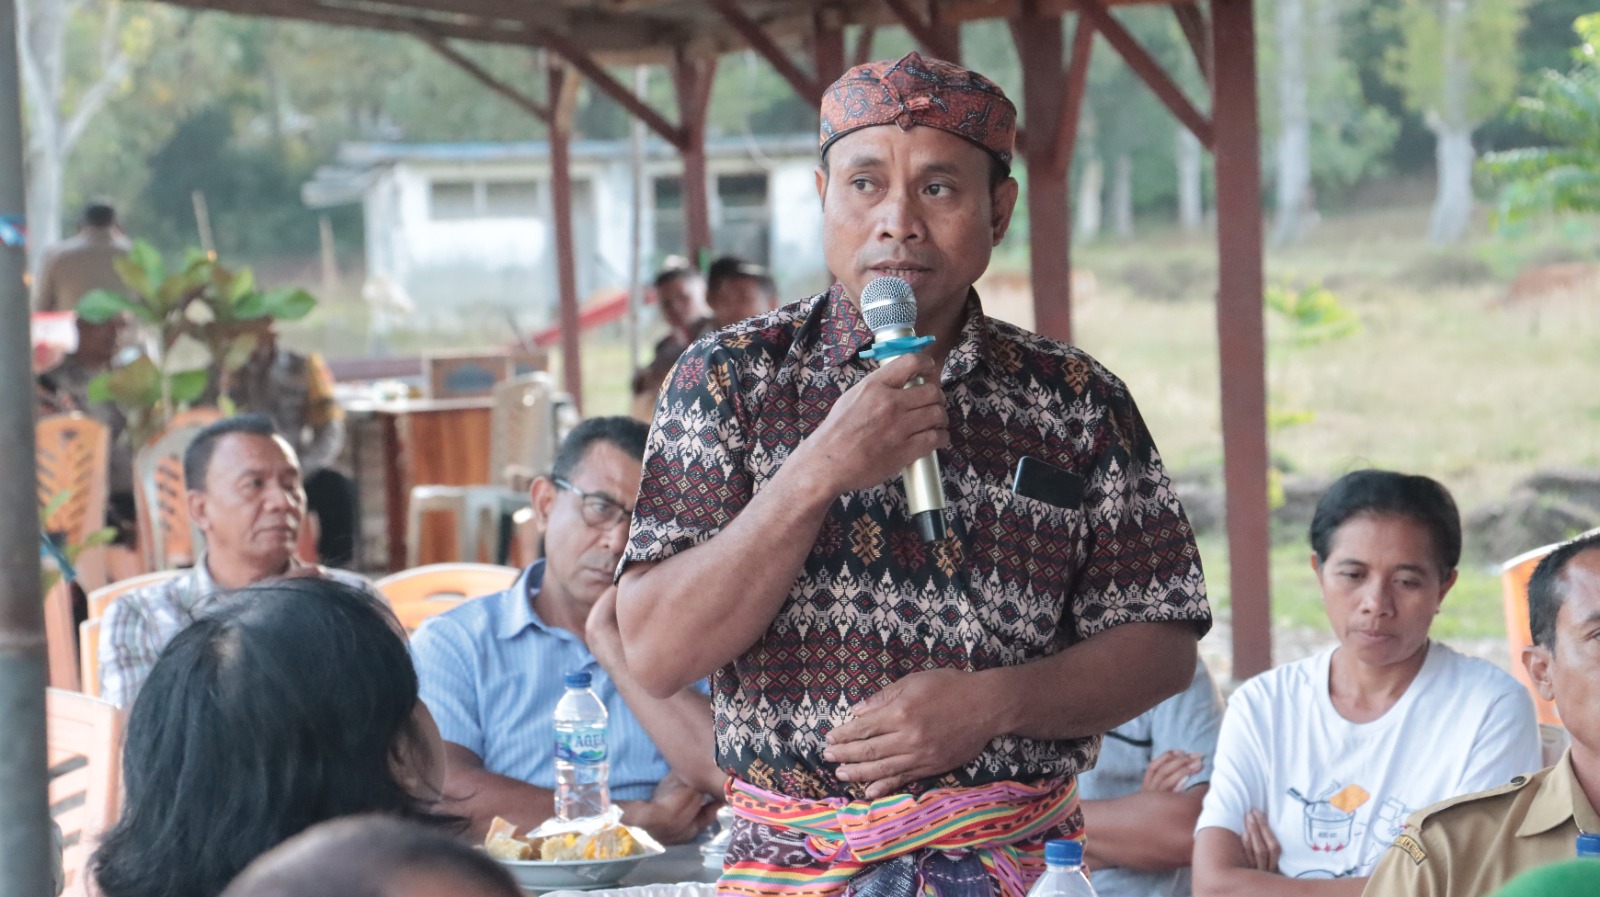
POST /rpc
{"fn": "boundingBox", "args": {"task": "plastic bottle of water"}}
[1024,840,1099,897]
[554,670,610,820]
[1578,832,1600,857]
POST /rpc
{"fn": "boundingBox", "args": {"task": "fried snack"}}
[1329,784,1371,814]
[537,823,638,861]
[483,816,539,861]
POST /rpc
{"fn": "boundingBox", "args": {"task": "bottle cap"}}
[564,670,592,689]
[1045,839,1083,867]
[1578,832,1600,857]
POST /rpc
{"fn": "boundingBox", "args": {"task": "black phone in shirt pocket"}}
[1011,455,1085,510]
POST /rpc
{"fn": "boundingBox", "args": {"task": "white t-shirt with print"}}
[1195,641,1541,881]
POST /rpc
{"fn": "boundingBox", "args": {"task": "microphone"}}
[859,276,948,543]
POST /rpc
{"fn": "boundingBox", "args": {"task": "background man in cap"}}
[618,53,1210,897]
[1364,530,1600,896]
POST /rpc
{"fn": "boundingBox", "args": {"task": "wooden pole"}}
[673,54,716,265]
[548,63,583,409]
[1010,11,1073,343]
[1211,0,1270,679]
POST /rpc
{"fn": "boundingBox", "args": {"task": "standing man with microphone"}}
[618,53,1211,897]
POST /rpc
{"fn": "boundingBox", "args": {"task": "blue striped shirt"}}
[409,561,670,801]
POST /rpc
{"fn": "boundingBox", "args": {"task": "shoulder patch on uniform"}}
[1390,834,1427,866]
[1409,775,1533,828]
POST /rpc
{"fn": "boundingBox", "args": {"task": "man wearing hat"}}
[1364,531,1600,896]
[617,54,1210,897]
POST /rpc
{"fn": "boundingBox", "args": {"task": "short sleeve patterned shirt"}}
[620,285,1210,801]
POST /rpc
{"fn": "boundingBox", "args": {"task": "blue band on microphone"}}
[858,335,935,360]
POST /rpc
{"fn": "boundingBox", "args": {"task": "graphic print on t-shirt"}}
[1287,782,1390,878]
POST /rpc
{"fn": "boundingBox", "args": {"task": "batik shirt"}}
[620,285,1210,801]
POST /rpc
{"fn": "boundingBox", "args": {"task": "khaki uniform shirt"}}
[1364,749,1600,897]
[32,228,132,312]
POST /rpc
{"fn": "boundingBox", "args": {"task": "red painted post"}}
[1211,0,1271,680]
[548,64,583,409]
[1010,13,1073,344]
[812,12,846,90]
[673,55,716,265]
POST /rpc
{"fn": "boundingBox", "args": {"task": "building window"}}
[484,180,541,217]
[716,173,770,264]
[430,181,478,220]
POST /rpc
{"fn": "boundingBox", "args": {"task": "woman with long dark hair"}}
[92,577,453,897]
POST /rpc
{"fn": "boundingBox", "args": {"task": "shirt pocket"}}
[961,483,1088,654]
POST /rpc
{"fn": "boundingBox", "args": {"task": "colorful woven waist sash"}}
[716,776,1084,897]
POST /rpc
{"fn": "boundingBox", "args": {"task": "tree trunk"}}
[1076,154,1104,242]
[1111,153,1133,239]
[1427,0,1475,245]
[1429,126,1475,244]
[1271,0,1312,246]
[1176,125,1204,231]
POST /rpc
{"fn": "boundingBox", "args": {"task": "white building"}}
[304,135,827,329]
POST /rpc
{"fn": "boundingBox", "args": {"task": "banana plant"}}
[75,241,316,446]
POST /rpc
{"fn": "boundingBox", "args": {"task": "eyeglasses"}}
[551,478,634,529]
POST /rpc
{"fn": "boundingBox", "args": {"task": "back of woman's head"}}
[92,577,442,897]
[1308,469,1462,576]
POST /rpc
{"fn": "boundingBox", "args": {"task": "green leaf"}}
[258,287,317,320]
[86,372,114,403]
[113,255,152,299]
[224,267,255,303]
[40,489,70,522]
[217,394,237,417]
[222,332,259,372]
[234,289,268,319]
[169,369,210,404]
[127,240,165,291]
[105,356,163,406]
[77,289,148,324]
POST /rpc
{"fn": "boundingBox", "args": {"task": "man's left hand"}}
[822,669,996,799]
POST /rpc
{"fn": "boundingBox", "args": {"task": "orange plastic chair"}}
[44,580,81,692]
[1500,526,1600,727]
[78,619,102,699]
[38,413,111,587]
[47,687,123,894]
[86,570,182,621]
[375,563,518,632]
[133,408,223,571]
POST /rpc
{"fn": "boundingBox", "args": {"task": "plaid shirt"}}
[97,555,378,707]
[621,286,1211,801]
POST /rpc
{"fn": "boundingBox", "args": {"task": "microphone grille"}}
[859,276,918,331]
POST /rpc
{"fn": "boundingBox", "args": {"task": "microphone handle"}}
[902,374,948,543]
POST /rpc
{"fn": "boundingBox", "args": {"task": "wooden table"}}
[343,397,493,572]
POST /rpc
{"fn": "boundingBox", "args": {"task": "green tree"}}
[1481,14,1600,225]
[1382,0,1529,244]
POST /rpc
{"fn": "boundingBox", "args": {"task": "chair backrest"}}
[86,570,183,620]
[37,413,110,546]
[489,373,561,490]
[78,619,102,699]
[44,580,81,692]
[47,687,123,894]
[375,562,519,605]
[133,409,223,571]
[1499,527,1600,727]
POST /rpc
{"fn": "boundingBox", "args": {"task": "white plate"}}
[498,832,665,892]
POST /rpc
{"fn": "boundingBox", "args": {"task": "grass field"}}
[285,194,1600,648]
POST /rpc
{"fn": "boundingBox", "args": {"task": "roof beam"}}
[883,0,961,63]
[1050,12,1094,178]
[1172,1,1211,83]
[527,23,687,147]
[1076,0,1212,148]
[705,0,822,102]
[419,34,551,123]
[173,0,535,46]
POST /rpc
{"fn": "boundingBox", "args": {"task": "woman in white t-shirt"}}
[1192,470,1541,897]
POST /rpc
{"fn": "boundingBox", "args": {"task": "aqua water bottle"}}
[1578,833,1600,857]
[1024,840,1099,897]
[553,670,610,820]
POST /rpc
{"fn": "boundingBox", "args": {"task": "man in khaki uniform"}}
[1364,530,1600,896]
[33,202,132,312]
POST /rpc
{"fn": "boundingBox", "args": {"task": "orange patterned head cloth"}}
[819,52,1017,172]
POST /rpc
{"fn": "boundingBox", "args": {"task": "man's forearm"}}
[604,666,725,796]
[441,764,557,841]
[1194,867,1366,897]
[983,621,1197,741]
[618,451,837,697]
[1081,789,1206,872]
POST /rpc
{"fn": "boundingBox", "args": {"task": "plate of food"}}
[485,815,665,891]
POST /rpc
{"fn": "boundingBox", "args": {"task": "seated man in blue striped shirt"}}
[410,417,725,842]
